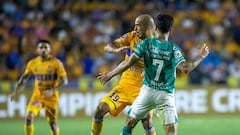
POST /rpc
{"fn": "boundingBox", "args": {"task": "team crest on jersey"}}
[47,66,53,73]
[174,50,182,58]
[173,46,178,51]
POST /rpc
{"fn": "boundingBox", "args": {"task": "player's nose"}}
[134,26,137,31]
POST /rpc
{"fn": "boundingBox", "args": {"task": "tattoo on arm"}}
[109,55,139,77]
[104,42,120,53]
[178,55,204,73]
[190,55,205,70]
[15,74,30,92]
[52,76,68,91]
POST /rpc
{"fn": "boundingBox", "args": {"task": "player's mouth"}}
[135,31,140,36]
[41,51,48,56]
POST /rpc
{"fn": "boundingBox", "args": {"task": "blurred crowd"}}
[0,0,240,86]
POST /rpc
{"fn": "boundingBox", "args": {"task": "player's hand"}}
[97,72,112,85]
[198,43,209,58]
[141,71,145,77]
[10,91,18,101]
[43,89,55,98]
[115,46,130,53]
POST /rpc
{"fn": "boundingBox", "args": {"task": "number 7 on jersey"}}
[153,59,163,81]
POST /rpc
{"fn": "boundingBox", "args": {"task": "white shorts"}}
[129,85,178,125]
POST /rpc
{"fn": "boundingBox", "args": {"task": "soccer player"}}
[10,40,68,135]
[97,13,209,135]
[91,14,156,135]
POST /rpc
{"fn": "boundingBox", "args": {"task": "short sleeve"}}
[113,32,132,47]
[24,61,33,75]
[56,60,67,77]
[133,39,146,59]
[172,44,185,67]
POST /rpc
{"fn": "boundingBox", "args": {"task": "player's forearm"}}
[14,74,29,93]
[109,60,132,78]
[52,76,68,92]
[109,54,139,77]
[190,55,206,70]
[104,43,117,53]
[180,55,205,73]
[183,43,209,73]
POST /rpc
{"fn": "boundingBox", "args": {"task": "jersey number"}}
[153,59,163,81]
[109,92,120,102]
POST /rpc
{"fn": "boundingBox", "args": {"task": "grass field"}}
[1,115,240,135]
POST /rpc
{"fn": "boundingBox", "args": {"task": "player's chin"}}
[135,32,140,37]
[40,52,47,57]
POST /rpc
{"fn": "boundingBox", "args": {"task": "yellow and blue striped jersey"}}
[25,56,67,100]
[114,31,144,89]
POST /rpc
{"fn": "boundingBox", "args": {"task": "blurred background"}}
[0,0,240,135]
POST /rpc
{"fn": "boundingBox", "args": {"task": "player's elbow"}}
[64,79,68,85]
[63,77,68,86]
[179,67,192,73]
[183,69,192,74]
[177,62,193,73]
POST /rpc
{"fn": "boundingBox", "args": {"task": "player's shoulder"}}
[171,42,181,51]
[145,37,157,41]
[142,37,158,44]
[27,57,39,65]
[52,57,65,67]
[52,57,63,63]
[121,31,136,39]
[161,41,180,53]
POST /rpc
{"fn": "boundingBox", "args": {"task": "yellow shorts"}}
[101,85,140,116]
[27,94,59,123]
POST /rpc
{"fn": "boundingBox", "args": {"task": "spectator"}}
[0,0,239,86]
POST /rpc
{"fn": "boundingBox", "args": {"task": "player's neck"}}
[157,34,168,41]
[40,55,51,62]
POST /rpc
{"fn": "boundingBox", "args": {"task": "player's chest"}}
[126,40,141,56]
[32,62,56,74]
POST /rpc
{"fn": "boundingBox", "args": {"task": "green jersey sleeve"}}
[133,39,147,59]
[172,44,185,67]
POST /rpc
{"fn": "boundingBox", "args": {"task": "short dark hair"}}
[155,13,173,33]
[37,39,51,46]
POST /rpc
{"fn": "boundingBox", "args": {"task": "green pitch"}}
[1,115,240,135]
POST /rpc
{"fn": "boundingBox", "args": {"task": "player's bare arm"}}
[104,40,129,53]
[177,43,209,73]
[43,75,68,98]
[97,54,139,85]
[10,73,30,101]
